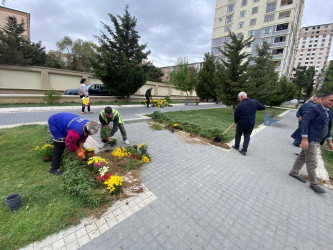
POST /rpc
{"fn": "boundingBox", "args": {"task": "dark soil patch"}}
[163,124,230,150]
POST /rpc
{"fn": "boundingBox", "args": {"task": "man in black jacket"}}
[233,92,266,156]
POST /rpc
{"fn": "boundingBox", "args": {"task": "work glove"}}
[108,136,116,141]
[77,151,85,160]
[79,147,85,154]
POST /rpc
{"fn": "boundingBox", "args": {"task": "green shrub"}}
[44,89,61,104]
[125,159,141,170]
[150,122,164,130]
[165,95,171,103]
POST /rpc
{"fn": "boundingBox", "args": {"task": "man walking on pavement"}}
[99,107,130,145]
[232,92,266,156]
[289,92,333,193]
[145,87,153,108]
[293,95,318,147]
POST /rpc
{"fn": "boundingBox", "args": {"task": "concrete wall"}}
[0,65,197,99]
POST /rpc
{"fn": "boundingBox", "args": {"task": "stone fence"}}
[0,65,197,103]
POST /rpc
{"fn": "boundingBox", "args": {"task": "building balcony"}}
[273,54,284,60]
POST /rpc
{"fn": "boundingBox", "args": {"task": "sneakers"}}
[81,112,87,114]
[50,169,64,176]
[310,185,326,193]
[289,173,306,183]
[124,140,130,145]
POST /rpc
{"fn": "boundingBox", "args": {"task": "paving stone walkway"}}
[16,108,333,249]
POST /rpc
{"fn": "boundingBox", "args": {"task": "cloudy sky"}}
[2,0,333,67]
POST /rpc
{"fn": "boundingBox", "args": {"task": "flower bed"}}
[35,140,151,207]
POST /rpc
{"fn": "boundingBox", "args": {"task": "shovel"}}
[213,122,236,142]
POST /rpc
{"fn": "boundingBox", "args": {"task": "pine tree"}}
[247,41,279,105]
[268,76,296,106]
[0,16,46,66]
[215,32,253,110]
[91,5,150,101]
[196,52,217,102]
[169,58,198,97]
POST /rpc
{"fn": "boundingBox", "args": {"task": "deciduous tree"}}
[169,57,198,97]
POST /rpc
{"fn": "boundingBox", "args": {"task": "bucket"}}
[5,193,21,212]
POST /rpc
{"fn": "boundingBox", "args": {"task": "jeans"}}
[145,95,150,107]
[290,141,320,185]
[234,125,254,152]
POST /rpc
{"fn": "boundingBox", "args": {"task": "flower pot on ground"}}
[5,193,21,212]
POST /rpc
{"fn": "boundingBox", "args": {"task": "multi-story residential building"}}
[160,62,203,82]
[293,23,333,77]
[0,6,30,40]
[211,0,305,78]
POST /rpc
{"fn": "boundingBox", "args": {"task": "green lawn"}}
[321,143,333,178]
[151,107,285,142]
[0,125,88,250]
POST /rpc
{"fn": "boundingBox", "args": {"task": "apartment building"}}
[160,62,203,82]
[0,6,30,40]
[211,0,305,77]
[293,23,333,77]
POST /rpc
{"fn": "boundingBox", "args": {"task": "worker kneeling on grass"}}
[48,112,100,175]
[99,106,130,145]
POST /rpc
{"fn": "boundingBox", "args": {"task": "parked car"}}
[64,84,111,96]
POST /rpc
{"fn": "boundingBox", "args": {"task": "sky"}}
[2,0,333,67]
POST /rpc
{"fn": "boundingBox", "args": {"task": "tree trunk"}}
[127,95,131,103]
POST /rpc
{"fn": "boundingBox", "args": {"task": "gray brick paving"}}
[76,110,333,250]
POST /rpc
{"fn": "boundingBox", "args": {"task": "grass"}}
[0,125,89,250]
[321,143,333,178]
[151,107,285,142]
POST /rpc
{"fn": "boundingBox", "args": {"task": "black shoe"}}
[232,145,239,150]
[289,173,306,183]
[310,185,326,193]
[50,169,64,176]
[238,150,246,156]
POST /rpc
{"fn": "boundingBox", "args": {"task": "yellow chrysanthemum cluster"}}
[87,156,109,165]
[104,176,123,194]
[86,148,94,152]
[111,147,130,158]
[138,143,146,149]
[172,123,179,127]
[140,155,150,163]
[152,99,168,108]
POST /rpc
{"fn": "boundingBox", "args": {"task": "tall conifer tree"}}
[92,5,150,101]
[215,32,253,110]
[196,52,217,102]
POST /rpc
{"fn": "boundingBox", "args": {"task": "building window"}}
[227,4,235,13]
[238,22,245,29]
[241,0,248,7]
[252,7,258,14]
[276,23,288,31]
[225,15,233,24]
[262,26,273,36]
[224,26,232,32]
[240,10,246,17]
[248,30,255,37]
[250,18,257,26]
[302,45,305,48]
[325,25,328,28]
[305,28,308,30]
[281,0,293,6]
[266,2,276,13]
[272,48,284,55]
[274,36,286,43]
[264,14,275,22]
[237,33,244,38]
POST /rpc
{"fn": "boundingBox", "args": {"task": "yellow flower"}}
[104,176,123,194]
[35,146,40,151]
[86,148,94,152]
[138,143,146,149]
[173,123,179,127]
[140,155,150,163]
